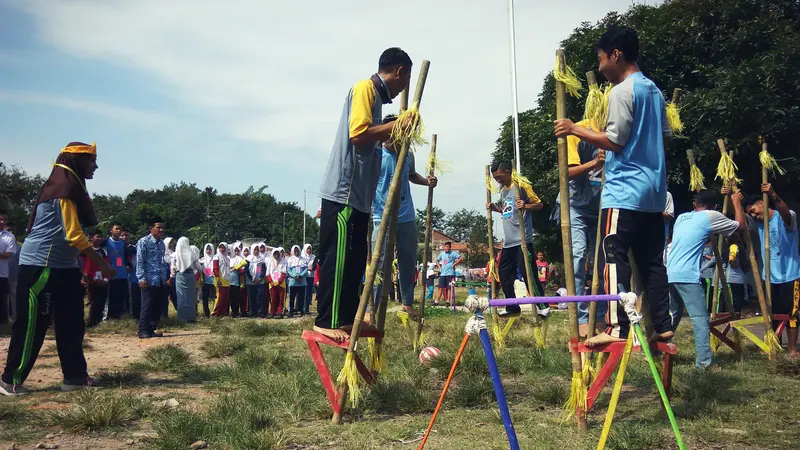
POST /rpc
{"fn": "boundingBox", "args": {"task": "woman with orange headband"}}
[0,142,114,396]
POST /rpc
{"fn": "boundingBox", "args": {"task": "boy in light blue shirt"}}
[555,27,674,347]
[667,190,745,368]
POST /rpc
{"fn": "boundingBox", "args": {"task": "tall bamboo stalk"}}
[415,134,437,348]
[556,48,586,431]
[373,88,409,360]
[709,238,735,318]
[332,61,431,423]
[761,138,772,307]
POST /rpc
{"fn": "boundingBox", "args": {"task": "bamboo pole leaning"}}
[556,48,587,431]
[332,60,431,424]
[371,87,409,373]
[414,134,437,351]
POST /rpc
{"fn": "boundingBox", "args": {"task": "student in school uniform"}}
[84,229,110,327]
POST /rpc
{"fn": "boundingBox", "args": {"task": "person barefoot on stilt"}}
[313,48,413,343]
[554,27,674,348]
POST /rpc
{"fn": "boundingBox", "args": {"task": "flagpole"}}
[507,0,522,171]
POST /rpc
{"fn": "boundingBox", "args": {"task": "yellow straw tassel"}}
[665,102,683,134]
[336,352,363,408]
[581,357,597,385]
[485,172,499,194]
[765,329,784,354]
[390,102,427,148]
[368,338,387,373]
[689,163,705,192]
[715,152,742,185]
[426,153,453,177]
[561,370,587,423]
[511,170,537,203]
[759,149,785,176]
[583,84,610,128]
[487,259,499,283]
[492,310,506,349]
[554,57,583,98]
[533,323,546,349]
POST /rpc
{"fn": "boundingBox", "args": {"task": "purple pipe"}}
[489,294,621,307]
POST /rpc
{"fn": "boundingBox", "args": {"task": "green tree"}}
[0,163,46,235]
[493,0,800,262]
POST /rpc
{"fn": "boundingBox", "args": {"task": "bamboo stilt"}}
[415,134,437,350]
[709,236,736,317]
[712,163,729,318]
[372,88,409,370]
[586,71,604,342]
[332,61,431,424]
[761,138,772,307]
[486,165,498,299]
[512,159,541,328]
[557,48,586,431]
[732,184,775,360]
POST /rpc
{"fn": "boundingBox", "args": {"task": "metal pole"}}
[283,212,286,249]
[507,0,522,171]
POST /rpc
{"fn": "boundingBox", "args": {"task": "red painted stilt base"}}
[302,329,381,415]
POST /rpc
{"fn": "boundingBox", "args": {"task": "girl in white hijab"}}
[266,248,287,318]
[302,244,315,315]
[171,237,202,322]
[287,245,308,316]
[200,243,215,318]
[212,242,231,317]
[228,244,247,317]
[162,237,177,315]
[245,244,265,317]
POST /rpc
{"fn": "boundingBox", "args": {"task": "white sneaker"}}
[537,307,551,318]
[0,380,28,396]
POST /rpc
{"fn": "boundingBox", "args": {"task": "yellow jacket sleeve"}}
[349,79,376,138]
[567,135,581,166]
[59,198,91,251]
[233,259,248,271]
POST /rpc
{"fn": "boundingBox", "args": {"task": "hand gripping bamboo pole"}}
[556,48,587,431]
[332,61,430,423]
[415,134,437,350]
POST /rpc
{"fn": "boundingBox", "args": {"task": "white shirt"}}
[0,230,18,278]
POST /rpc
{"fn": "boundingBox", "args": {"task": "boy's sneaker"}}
[62,377,95,392]
[537,306,551,318]
[0,380,28,396]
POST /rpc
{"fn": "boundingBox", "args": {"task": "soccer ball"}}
[419,346,441,364]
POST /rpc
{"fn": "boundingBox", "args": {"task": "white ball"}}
[419,346,441,364]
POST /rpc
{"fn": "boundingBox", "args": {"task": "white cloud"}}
[11,0,645,213]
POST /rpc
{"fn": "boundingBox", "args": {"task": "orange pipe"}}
[419,333,471,450]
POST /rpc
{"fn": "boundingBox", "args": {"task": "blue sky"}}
[0,0,647,215]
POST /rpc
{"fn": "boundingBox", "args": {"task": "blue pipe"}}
[478,326,519,450]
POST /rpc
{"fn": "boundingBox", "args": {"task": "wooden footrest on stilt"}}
[725,314,791,354]
[574,341,677,412]
[302,329,382,415]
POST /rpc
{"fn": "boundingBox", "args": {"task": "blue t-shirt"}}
[104,238,128,280]
[602,71,671,213]
[372,147,416,224]
[437,250,459,276]
[750,211,800,284]
[666,210,739,284]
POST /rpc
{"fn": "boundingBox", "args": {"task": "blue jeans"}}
[371,220,418,310]
[572,209,606,325]
[669,282,712,368]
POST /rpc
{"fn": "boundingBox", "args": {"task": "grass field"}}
[1,286,799,449]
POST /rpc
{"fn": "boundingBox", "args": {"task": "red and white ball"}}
[419,346,441,364]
